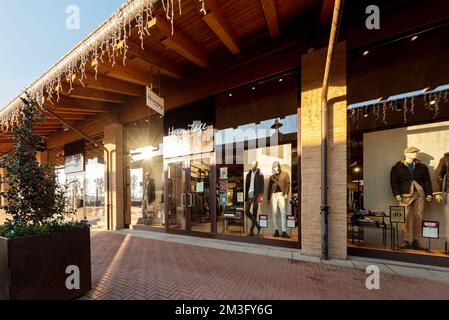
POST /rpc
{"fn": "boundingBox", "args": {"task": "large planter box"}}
[0,228,91,300]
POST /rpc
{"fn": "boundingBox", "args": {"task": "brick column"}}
[104,122,125,230]
[300,42,347,259]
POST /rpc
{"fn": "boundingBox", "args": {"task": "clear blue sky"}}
[0,0,127,108]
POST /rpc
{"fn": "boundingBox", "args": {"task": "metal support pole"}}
[320,0,344,260]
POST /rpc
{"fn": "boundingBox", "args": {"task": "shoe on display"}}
[273,230,280,237]
[281,232,290,239]
[411,239,426,250]
[399,241,410,249]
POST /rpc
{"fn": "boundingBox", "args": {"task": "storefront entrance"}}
[165,153,216,237]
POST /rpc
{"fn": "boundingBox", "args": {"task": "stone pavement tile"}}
[292,252,321,264]
[387,265,438,281]
[350,260,396,274]
[322,259,355,268]
[266,249,294,260]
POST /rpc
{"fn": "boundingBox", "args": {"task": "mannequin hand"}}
[426,195,432,202]
[435,194,443,203]
[284,195,288,200]
[395,195,402,201]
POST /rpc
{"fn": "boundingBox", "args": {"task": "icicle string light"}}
[0,0,202,131]
[349,89,449,128]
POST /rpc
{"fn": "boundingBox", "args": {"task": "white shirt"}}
[248,170,256,198]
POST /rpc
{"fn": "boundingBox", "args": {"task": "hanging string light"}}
[0,0,208,130]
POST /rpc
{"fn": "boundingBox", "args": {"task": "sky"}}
[0,0,128,109]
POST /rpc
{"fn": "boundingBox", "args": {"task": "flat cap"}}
[404,146,420,153]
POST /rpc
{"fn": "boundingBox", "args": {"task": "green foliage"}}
[0,94,88,239]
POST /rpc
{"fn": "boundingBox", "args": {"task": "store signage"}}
[64,140,85,174]
[287,215,296,228]
[422,221,439,239]
[259,215,268,228]
[219,167,228,180]
[219,193,228,206]
[389,206,405,224]
[146,86,164,116]
[163,124,214,158]
[167,121,207,136]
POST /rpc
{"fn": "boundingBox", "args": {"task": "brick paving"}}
[83,231,449,300]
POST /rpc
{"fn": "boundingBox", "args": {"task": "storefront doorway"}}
[165,153,216,237]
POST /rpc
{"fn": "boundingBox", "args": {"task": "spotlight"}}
[411,35,418,42]
[430,100,437,106]
[229,93,233,97]
[252,87,256,90]
[279,78,283,82]
[363,50,369,56]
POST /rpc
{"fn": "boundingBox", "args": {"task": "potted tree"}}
[0,95,91,300]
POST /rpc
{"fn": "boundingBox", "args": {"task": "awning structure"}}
[0,0,335,153]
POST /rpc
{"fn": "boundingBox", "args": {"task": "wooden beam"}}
[127,41,183,79]
[99,62,154,87]
[318,0,335,26]
[149,16,209,67]
[260,0,280,39]
[203,0,240,55]
[48,97,117,114]
[80,74,144,96]
[64,86,130,103]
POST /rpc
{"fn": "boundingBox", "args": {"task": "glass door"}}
[165,159,187,233]
[189,155,213,235]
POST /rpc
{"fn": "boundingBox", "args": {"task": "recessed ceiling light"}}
[252,87,256,90]
[279,78,283,82]
[411,35,418,42]
[363,50,369,56]
[229,93,233,97]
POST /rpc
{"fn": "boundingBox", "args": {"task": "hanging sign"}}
[390,206,405,224]
[422,221,439,239]
[146,86,165,116]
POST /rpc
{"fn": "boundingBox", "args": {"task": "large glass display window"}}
[214,72,300,244]
[348,88,449,261]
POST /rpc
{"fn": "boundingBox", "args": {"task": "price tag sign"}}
[422,221,439,239]
[259,215,268,228]
[287,215,296,228]
[390,206,405,224]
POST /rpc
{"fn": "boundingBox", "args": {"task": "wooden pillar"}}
[104,122,125,230]
[300,42,347,259]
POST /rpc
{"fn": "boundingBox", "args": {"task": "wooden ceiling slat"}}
[80,74,144,96]
[203,0,241,55]
[99,62,154,87]
[260,0,280,38]
[127,41,183,79]
[65,86,129,103]
[150,16,209,68]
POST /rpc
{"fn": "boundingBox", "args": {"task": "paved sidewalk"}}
[83,230,449,300]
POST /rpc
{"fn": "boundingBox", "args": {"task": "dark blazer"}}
[390,160,432,197]
[245,169,264,201]
[434,152,449,194]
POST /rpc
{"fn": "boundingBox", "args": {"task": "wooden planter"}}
[0,228,91,300]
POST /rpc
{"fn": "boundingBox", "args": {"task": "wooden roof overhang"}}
[1,0,449,154]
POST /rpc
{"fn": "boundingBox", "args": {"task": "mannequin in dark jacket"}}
[141,172,156,219]
[433,152,449,203]
[245,161,264,236]
[390,147,432,250]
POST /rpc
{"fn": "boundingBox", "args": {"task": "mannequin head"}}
[145,172,150,179]
[251,161,258,171]
[404,146,420,163]
[272,161,281,174]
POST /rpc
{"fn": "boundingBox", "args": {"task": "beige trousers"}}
[399,181,425,242]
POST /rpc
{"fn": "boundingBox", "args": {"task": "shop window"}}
[348,86,449,259]
[126,115,164,229]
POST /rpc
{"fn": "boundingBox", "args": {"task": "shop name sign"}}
[167,121,208,136]
[146,87,164,116]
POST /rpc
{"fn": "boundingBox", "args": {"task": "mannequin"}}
[141,172,156,222]
[245,161,264,236]
[267,161,290,238]
[434,153,449,254]
[390,147,432,250]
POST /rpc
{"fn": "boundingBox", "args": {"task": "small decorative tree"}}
[0,95,84,238]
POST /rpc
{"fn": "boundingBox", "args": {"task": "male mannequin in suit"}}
[245,161,264,236]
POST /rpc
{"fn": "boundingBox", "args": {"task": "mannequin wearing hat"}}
[390,147,433,250]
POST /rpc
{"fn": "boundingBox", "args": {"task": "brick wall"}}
[300,42,347,259]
